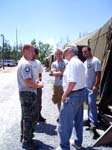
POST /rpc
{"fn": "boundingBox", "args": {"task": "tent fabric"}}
[89,18,112,87]
[89,18,112,115]
[89,18,112,62]
[70,31,97,46]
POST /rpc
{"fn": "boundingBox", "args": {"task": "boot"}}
[39,114,46,122]
[22,140,38,150]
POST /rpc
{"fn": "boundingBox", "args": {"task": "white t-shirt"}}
[84,56,101,89]
[29,59,43,81]
[63,56,86,92]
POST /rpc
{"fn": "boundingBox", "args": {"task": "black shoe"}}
[90,128,100,140]
[22,141,38,150]
[39,115,46,122]
[70,139,81,149]
[93,131,100,140]
[83,119,90,127]
[20,135,23,143]
[90,123,100,140]
[57,118,59,123]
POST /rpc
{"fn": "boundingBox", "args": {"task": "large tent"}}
[89,18,112,116]
[86,18,112,146]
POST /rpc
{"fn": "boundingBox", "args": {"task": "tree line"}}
[0,39,53,63]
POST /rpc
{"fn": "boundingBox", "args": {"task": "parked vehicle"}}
[0,59,17,67]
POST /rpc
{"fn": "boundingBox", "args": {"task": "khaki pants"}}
[52,85,63,104]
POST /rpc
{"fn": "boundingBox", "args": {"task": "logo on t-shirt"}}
[25,66,30,72]
[87,64,91,68]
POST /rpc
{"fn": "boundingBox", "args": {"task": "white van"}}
[0,60,17,67]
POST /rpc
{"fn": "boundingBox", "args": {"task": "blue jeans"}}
[86,88,98,125]
[58,89,86,150]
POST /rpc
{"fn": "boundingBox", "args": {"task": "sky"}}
[0,0,112,48]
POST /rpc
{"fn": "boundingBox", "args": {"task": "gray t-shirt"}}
[84,56,101,89]
[51,59,67,86]
[17,57,36,93]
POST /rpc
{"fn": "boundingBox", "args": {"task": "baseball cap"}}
[64,45,78,53]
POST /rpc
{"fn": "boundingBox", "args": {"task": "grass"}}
[84,102,88,109]
[84,96,100,110]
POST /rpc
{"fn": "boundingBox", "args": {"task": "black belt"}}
[70,88,85,94]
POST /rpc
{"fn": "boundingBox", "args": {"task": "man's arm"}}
[62,82,76,102]
[24,78,44,89]
[39,73,42,81]
[93,71,101,92]
[50,62,64,77]
[52,70,64,77]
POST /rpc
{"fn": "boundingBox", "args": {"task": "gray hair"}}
[64,45,78,55]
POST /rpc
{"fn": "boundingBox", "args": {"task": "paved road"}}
[0,67,111,150]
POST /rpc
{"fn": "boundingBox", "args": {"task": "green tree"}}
[31,39,52,62]
[11,46,22,61]
[3,40,12,60]
[38,41,52,62]
[31,39,37,48]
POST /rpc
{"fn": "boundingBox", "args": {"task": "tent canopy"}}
[70,31,97,46]
[89,18,112,115]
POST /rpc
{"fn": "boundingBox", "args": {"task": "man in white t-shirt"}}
[56,45,86,150]
[82,46,101,131]
[29,48,46,122]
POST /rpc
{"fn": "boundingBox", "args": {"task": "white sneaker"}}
[56,146,62,150]
[70,139,81,150]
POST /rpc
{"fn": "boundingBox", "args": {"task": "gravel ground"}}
[0,67,111,150]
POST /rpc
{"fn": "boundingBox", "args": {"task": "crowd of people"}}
[17,44,101,150]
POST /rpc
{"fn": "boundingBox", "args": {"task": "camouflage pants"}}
[19,91,39,143]
[37,88,42,114]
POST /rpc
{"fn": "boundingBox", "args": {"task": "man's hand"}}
[35,80,44,88]
[62,93,67,102]
[92,85,98,93]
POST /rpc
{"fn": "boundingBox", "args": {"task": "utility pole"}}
[16,28,18,51]
[1,34,5,69]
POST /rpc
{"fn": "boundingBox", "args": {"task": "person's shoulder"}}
[52,60,57,65]
[63,59,68,64]
[36,59,41,63]
[93,56,101,63]
[19,57,30,66]
[84,60,87,64]
[18,58,31,72]
[35,59,42,65]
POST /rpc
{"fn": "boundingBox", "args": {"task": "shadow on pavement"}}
[34,139,54,150]
[35,122,57,136]
[81,147,92,150]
